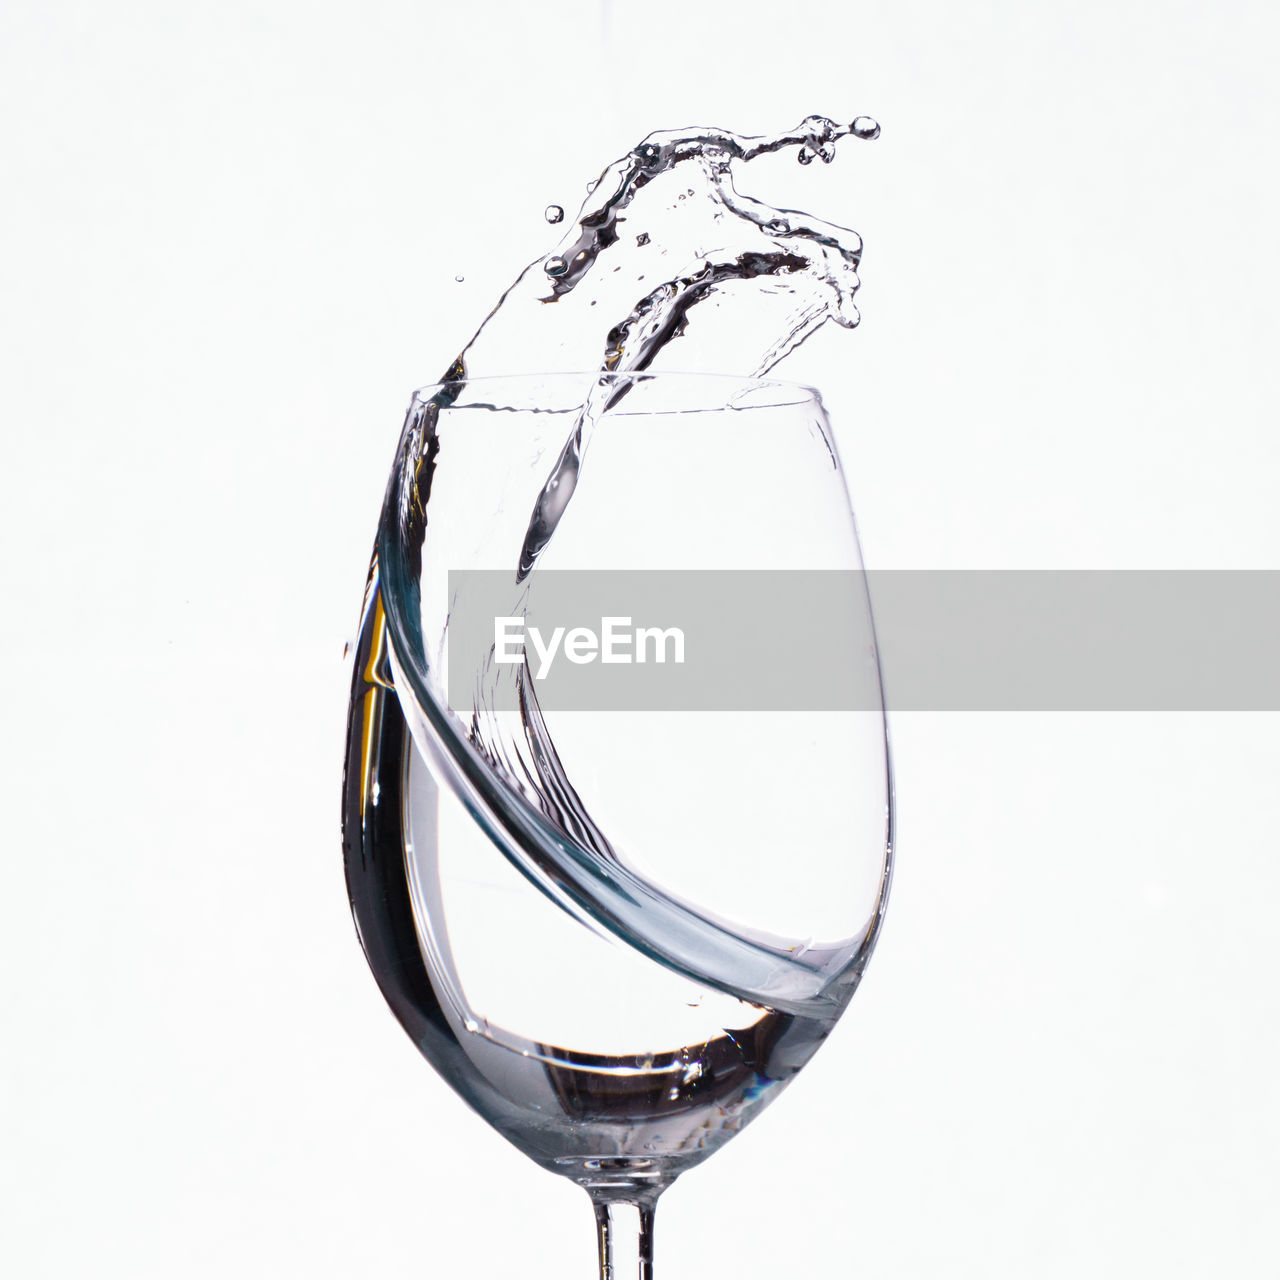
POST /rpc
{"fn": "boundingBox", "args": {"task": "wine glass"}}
[341,371,892,1278]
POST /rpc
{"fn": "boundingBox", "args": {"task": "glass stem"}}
[592,1197,656,1280]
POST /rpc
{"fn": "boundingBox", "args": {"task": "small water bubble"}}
[851,115,881,140]
[342,641,351,659]
[585,179,597,193]
[544,255,568,277]
[765,218,788,235]
[636,231,650,246]
[544,204,564,224]
[454,274,465,283]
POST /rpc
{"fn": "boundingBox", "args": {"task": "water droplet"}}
[585,179,597,193]
[342,641,351,659]
[797,146,815,166]
[851,115,881,140]
[817,142,836,164]
[636,232,650,246]
[765,218,788,235]
[454,274,465,282]
[544,204,564,224]
[544,255,568,277]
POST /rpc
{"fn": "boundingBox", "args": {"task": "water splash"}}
[390,114,884,1015]
[449,115,877,391]
[348,114,888,1192]
[432,116,879,582]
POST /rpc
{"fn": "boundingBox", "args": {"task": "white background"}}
[3,0,1278,1275]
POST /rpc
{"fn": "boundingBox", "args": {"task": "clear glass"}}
[341,371,893,1275]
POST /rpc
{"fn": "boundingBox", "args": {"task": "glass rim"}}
[407,369,824,410]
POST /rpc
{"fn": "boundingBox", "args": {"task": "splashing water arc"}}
[379,112,885,1019]
[347,114,890,1190]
